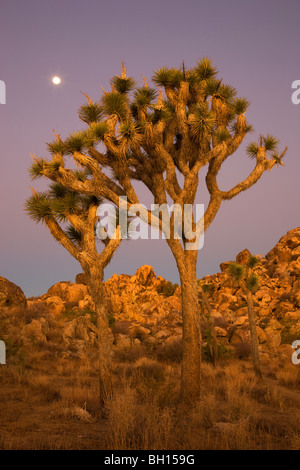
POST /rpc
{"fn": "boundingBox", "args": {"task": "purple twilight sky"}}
[0,0,299,297]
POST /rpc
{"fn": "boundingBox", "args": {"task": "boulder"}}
[47,282,89,305]
[21,319,49,345]
[214,327,227,337]
[45,296,65,316]
[0,276,27,309]
[75,273,89,285]
[134,265,156,287]
[63,315,98,346]
[236,249,251,265]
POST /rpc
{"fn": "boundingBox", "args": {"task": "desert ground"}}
[1,227,300,450]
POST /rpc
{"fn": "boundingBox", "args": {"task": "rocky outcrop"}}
[2,227,300,362]
[0,277,27,309]
[47,282,89,305]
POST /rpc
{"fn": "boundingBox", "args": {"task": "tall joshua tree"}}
[25,174,122,412]
[26,58,286,401]
[229,255,262,378]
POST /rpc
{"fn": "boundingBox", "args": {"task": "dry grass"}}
[276,364,300,387]
[1,350,300,450]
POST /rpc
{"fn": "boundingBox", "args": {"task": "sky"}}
[0,0,299,297]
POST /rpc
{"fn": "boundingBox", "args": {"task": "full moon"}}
[52,76,61,85]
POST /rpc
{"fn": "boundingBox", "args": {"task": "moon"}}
[52,76,61,85]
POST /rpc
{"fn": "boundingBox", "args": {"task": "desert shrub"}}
[112,321,133,336]
[199,282,214,294]
[158,281,178,297]
[280,324,300,345]
[114,344,147,363]
[276,364,300,387]
[124,357,166,383]
[105,386,174,450]
[213,317,230,329]
[154,339,182,363]
[233,341,252,359]
[64,300,80,310]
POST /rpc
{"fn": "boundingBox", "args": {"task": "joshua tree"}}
[25,177,122,413]
[229,256,262,378]
[26,58,286,401]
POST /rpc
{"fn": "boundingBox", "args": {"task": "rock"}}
[219,262,232,273]
[214,327,227,337]
[278,344,294,360]
[22,319,49,345]
[0,276,27,309]
[134,265,156,287]
[75,273,88,285]
[78,296,95,311]
[115,334,131,349]
[229,327,251,344]
[285,310,300,321]
[236,249,251,265]
[47,282,89,305]
[129,325,151,337]
[234,316,248,326]
[155,330,171,339]
[256,326,267,344]
[45,296,65,316]
[63,315,98,346]
[265,319,282,349]
[258,306,272,317]
[147,296,182,324]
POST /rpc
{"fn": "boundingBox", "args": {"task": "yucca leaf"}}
[203,78,220,97]
[194,57,218,80]
[51,192,80,220]
[150,105,173,124]
[89,122,108,141]
[66,225,82,244]
[119,121,142,145]
[217,84,237,103]
[47,140,67,155]
[215,128,231,143]
[152,68,183,88]
[25,193,53,223]
[189,103,216,140]
[80,195,102,210]
[232,98,250,115]
[263,134,279,152]
[78,102,103,124]
[29,159,46,179]
[49,182,68,199]
[246,273,259,293]
[64,130,93,154]
[110,76,135,94]
[247,255,260,268]
[246,142,259,159]
[102,91,128,120]
[134,87,157,108]
[228,262,245,281]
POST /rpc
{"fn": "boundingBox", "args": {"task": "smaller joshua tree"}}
[229,255,262,378]
[25,162,123,415]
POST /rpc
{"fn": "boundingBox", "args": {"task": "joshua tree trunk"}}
[86,265,114,415]
[246,289,262,379]
[177,252,201,402]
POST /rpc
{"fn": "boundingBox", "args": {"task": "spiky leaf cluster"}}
[228,262,245,281]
